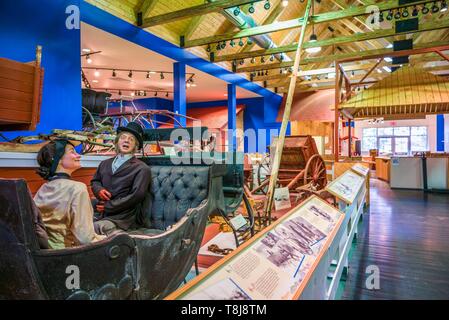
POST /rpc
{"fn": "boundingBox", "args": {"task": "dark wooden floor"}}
[342,179,449,300]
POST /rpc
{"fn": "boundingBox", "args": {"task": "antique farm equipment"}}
[0,156,227,300]
[0,46,43,131]
[253,135,327,194]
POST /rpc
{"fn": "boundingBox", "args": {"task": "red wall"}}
[277,89,335,122]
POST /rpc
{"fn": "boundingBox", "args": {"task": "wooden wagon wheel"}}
[303,154,327,190]
[256,154,271,193]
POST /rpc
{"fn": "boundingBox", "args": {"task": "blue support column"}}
[437,114,445,152]
[173,62,186,127]
[228,84,237,151]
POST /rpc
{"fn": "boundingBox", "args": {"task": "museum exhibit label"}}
[167,196,344,300]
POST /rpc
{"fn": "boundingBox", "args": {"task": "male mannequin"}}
[92,122,151,235]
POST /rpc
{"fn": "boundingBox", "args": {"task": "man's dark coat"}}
[91,157,151,230]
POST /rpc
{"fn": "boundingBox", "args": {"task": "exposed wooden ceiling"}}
[85,0,449,94]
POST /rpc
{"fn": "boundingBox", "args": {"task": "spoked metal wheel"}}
[303,154,327,191]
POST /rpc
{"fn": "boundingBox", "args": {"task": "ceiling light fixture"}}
[305,3,321,54]
[282,0,288,7]
[248,3,255,14]
[264,0,271,10]
[386,9,394,20]
[432,1,440,13]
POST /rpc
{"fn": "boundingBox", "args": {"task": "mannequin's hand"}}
[98,189,112,201]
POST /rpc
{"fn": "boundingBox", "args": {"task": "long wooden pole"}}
[263,0,313,224]
[334,63,342,162]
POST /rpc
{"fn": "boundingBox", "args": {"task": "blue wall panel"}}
[437,114,445,152]
[0,0,81,140]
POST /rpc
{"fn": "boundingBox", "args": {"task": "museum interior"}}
[0,0,449,301]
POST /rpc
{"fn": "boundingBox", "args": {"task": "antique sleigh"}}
[0,155,226,300]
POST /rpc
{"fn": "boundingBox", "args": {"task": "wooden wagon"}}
[253,135,327,194]
[0,46,43,131]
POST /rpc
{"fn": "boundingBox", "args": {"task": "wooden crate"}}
[0,47,43,131]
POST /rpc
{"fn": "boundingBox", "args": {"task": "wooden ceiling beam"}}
[235,40,449,73]
[436,50,449,62]
[182,0,436,48]
[138,0,158,19]
[139,0,264,28]
[212,18,449,62]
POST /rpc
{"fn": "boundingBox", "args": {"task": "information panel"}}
[351,164,370,177]
[325,169,365,204]
[168,196,344,300]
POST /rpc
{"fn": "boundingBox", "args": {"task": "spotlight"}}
[270,54,274,62]
[305,34,321,54]
[248,3,255,14]
[442,1,448,12]
[422,4,430,14]
[264,0,271,10]
[233,6,240,16]
[221,41,226,49]
[128,70,133,78]
[432,1,440,13]
[386,10,393,20]
[238,38,244,46]
[154,92,158,97]
[143,91,147,96]
[251,57,256,64]
[118,90,122,95]
[402,7,409,18]
[216,43,221,51]
[86,55,92,64]
[239,59,245,65]
[247,37,253,45]
[146,71,150,79]
[230,39,235,47]
[166,92,169,98]
[379,11,384,22]
[112,69,116,77]
[261,56,265,63]
[282,0,288,7]
[206,44,211,52]
[280,54,284,61]
[131,91,135,96]
[94,70,100,77]
[265,70,268,76]
[412,5,419,16]
[160,72,165,80]
[394,10,402,19]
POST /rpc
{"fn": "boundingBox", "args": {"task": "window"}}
[361,126,428,155]
[411,126,428,152]
[362,128,377,152]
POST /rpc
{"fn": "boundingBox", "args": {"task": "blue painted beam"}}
[437,114,444,152]
[173,62,186,127]
[227,84,237,151]
[80,1,282,105]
